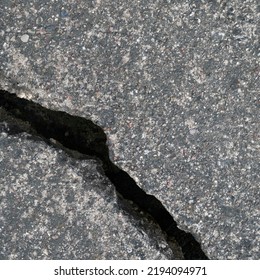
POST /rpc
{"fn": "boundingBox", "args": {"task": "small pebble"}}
[21,34,29,43]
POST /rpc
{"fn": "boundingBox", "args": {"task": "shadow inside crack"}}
[0,89,208,259]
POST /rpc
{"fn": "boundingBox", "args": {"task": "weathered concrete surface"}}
[0,128,177,259]
[0,0,259,259]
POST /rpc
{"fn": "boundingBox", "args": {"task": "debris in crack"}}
[0,89,208,259]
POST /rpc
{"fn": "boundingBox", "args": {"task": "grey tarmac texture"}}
[0,130,176,259]
[0,0,259,259]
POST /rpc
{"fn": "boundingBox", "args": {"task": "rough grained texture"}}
[0,130,175,260]
[0,0,259,259]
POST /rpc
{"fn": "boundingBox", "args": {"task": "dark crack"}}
[0,89,208,259]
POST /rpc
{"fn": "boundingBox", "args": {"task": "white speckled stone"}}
[20,34,29,43]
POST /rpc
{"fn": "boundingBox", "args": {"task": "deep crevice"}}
[0,89,208,259]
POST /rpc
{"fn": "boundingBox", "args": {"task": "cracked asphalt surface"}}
[0,0,259,259]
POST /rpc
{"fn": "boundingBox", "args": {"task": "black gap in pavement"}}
[0,89,208,260]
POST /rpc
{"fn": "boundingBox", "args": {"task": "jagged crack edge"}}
[0,89,208,260]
